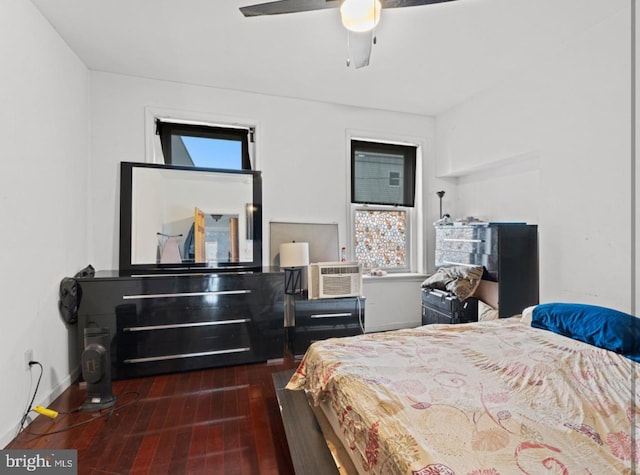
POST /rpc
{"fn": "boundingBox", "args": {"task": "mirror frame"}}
[119,161,262,273]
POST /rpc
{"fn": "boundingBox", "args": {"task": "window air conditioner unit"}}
[308,262,363,299]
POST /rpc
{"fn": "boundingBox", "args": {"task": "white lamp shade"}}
[279,242,310,268]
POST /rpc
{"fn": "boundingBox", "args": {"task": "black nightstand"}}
[287,295,365,356]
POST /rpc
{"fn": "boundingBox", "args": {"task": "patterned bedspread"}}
[286,318,639,474]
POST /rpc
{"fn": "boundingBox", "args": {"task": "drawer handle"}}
[123,318,250,332]
[442,238,483,243]
[122,289,251,300]
[310,312,352,319]
[123,347,250,364]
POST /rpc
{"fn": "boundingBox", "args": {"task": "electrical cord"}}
[17,361,43,434]
[357,296,365,334]
[16,361,141,441]
[25,391,141,438]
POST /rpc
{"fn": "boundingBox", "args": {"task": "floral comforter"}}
[286,318,639,474]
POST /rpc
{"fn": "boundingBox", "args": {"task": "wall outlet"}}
[24,349,33,371]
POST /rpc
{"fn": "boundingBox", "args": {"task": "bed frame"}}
[272,370,356,475]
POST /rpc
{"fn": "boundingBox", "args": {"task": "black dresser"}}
[425,223,538,321]
[76,270,285,379]
[288,295,365,356]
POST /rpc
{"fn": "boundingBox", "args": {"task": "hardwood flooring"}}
[7,356,300,475]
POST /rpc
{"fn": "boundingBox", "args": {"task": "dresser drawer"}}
[117,321,254,361]
[294,315,362,333]
[113,348,263,380]
[435,250,498,280]
[114,297,253,327]
[79,273,264,313]
[294,298,362,321]
[435,226,497,254]
[295,310,361,328]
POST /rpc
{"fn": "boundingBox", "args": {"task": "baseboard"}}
[1,365,80,449]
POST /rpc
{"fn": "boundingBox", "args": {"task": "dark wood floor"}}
[8,355,301,475]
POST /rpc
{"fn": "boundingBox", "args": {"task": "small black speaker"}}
[80,328,116,412]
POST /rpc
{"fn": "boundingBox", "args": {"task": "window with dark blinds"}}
[350,140,416,207]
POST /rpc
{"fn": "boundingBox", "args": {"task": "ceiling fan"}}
[239,0,458,68]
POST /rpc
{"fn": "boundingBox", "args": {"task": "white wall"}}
[87,72,436,332]
[88,72,436,272]
[0,0,89,448]
[435,5,633,312]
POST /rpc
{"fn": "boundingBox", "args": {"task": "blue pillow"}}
[531,303,640,362]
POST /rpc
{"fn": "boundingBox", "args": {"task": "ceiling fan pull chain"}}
[346,31,351,67]
[372,0,378,46]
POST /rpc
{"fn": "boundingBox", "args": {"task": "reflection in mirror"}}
[159,212,239,265]
[120,162,262,272]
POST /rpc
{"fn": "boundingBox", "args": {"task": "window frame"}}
[347,136,423,274]
[350,139,417,207]
[155,119,253,170]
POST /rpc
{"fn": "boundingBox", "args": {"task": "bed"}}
[285,303,640,474]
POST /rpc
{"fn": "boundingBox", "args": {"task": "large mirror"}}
[119,162,262,272]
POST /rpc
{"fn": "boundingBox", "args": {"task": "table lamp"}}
[280,242,309,295]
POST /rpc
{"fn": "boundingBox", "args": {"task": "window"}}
[350,139,418,272]
[156,120,252,170]
[351,140,416,207]
[354,208,408,269]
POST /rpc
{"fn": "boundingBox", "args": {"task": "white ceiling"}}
[30,0,626,116]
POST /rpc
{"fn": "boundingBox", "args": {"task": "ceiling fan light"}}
[340,0,381,33]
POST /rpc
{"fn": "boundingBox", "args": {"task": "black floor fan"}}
[80,328,116,412]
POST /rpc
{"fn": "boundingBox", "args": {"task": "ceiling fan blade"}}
[381,0,457,9]
[240,0,339,17]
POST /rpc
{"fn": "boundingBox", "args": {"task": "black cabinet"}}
[76,270,285,379]
[289,296,365,356]
[421,289,478,325]
[433,223,538,319]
